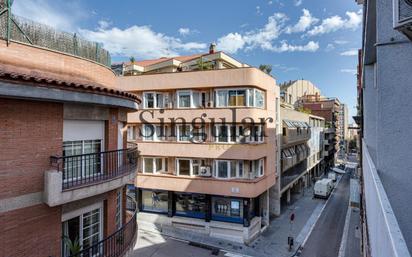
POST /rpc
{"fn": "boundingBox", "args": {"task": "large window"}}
[176,125,192,142]
[141,190,168,213]
[214,160,245,179]
[142,124,165,141]
[142,157,168,174]
[175,193,206,219]
[63,140,102,181]
[212,197,243,223]
[215,88,265,108]
[176,158,206,176]
[177,91,192,108]
[143,92,165,109]
[214,124,264,143]
[252,158,264,177]
[127,125,137,140]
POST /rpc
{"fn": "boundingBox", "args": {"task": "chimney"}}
[209,43,216,54]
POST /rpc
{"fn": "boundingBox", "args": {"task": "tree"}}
[129,56,136,64]
[259,64,272,74]
[196,58,213,70]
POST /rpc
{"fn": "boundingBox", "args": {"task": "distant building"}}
[269,103,325,215]
[299,95,341,167]
[279,79,322,109]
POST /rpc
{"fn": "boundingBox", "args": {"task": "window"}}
[127,125,137,140]
[215,88,265,108]
[252,158,264,177]
[63,140,102,181]
[175,193,206,219]
[176,158,206,176]
[214,160,245,179]
[115,189,122,229]
[177,125,192,142]
[63,207,103,257]
[215,125,229,143]
[214,124,264,143]
[282,127,287,136]
[142,124,165,141]
[141,190,168,213]
[177,91,192,108]
[142,157,167,173]
[143,92,165,109]
[212,197,243,223]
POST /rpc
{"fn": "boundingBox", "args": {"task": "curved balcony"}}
[44,148,138,206]
[67,196,138,257]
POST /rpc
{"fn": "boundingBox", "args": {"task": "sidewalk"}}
[138,187,327,257]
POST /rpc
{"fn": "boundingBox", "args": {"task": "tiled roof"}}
[0,64,140,103]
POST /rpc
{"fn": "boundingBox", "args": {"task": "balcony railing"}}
[67,196,138,257]
[51,148,138,190]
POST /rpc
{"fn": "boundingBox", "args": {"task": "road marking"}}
[338,202,352,257]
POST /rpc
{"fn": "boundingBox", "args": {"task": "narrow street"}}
[299,172,351,257]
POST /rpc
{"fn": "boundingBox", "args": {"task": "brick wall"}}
[0,204,61,257]
[0,40,116,88]
[0,98,63,199]
[104,189,119,236]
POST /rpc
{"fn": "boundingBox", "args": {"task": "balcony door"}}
[63,140,102,181]
[63,120,105,182]
[62,207,103,257]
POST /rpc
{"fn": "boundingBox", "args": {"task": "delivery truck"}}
[314,178,334,198]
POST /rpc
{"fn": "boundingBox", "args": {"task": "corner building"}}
[119,51,280,244]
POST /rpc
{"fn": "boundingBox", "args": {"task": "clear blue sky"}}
[14,0,361,121]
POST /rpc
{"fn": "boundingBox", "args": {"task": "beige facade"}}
[279,79,322,108]
[121,65,279,244]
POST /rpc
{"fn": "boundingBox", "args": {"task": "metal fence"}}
[51,147,138,190]
[0,10,111,66]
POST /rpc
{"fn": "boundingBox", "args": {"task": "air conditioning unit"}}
[199,166,211,177]
[394,0,412,39]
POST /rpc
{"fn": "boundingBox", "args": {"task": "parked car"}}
[314,178,334,199]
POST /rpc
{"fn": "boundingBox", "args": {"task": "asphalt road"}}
[299,171,350,257]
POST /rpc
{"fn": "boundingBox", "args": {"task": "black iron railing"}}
[67,196,138,257]
[51,148,138,190]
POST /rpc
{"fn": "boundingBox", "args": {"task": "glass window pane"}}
[145,93,154,108]
[230,161,236,178]
[178,159,191,176]
[175,193,206,219]
[217,91,228,107]
[217,161,228,178]
[236,90,246,106]
[144,158,153,173]
[217,125,228,142]
[228,90,237,106]
[179,92,191,108]
[155,158,163,172]
[141,190,168,213]
[156,93,164,108]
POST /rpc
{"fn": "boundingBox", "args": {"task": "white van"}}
[314,178,334,198]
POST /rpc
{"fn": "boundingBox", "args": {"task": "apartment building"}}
[269,103,325,215]
[357,0,412,256]
[119,50,280,244]
[338,104,349,153]
[0,14,139,257]
[279,79,322,109]
[299,95,341,167]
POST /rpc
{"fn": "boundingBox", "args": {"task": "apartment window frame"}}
[177,90,193,108]
[142,157,168,174]
[213,160,245,179]
[176,158,206,176]
[214,124,264,144]
[214,88,265,108]
[143,92,165,109]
